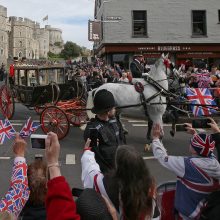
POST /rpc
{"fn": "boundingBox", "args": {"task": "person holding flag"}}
[0,133,30,217]
[151,123,220,219]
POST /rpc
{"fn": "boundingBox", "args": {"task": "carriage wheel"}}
[68,109,87,127]
[0,85,15,119]
[40,106,70,140]
[68,99,87,126]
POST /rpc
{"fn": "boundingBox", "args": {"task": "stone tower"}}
[0,5,10,64]
[9,16,40,59]
[45,25,64,54]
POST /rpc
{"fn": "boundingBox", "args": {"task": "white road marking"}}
[142,156,155,160]
[132,124,148,127]
[66,154,76,165]
[132,124,172,127]
[128,120,147,123]
[0,157,11,160]
[11,123,23,126]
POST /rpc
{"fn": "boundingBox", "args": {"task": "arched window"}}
[18,52,22,57]
[19,41,22,47]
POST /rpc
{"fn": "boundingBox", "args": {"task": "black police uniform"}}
[84,116,123,173]
[84,89,125,173]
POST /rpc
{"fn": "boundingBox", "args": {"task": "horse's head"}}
[155,53,171,71]
[153,53,171,79]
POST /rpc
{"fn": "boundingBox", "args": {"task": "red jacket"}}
[46,176,80,220]
[9,64,15,77]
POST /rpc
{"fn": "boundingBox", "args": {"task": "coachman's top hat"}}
[92,89,116,114]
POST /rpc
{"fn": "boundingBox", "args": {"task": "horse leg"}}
[147,118,153,142]
[169,106,179,137]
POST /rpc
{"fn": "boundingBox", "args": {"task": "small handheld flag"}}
[20,117,41,138]
[0,119,16,144]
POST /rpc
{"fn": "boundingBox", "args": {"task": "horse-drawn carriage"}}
[0,64,87,139]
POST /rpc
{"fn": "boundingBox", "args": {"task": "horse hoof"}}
[170,130,175,137]
[144,144,151,152]
[123,128,128,135]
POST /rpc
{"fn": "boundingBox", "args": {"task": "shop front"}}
[95,43,220,69]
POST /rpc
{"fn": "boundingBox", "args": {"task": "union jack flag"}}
[191,133,215,157]
[186,88,217,117]
[19,117,41,138]
[0,119,16,144]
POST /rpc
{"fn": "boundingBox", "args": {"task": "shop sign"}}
[158,46,181,51]
[106,16,122,20]
[88,20,101,41]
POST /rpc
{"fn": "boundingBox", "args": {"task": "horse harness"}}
[134,75,178,116]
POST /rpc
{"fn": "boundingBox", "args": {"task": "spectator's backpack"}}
[199,190,220,220]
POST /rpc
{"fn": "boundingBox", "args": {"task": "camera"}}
[89,128,98,148]
[192,118,211,129]
[175,124,187,132]
[30,134,47,149]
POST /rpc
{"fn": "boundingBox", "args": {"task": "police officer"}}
[84,89,124,173]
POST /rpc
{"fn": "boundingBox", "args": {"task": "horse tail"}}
[86,90,96,119]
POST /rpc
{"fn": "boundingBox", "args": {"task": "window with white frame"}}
[192,10,207,36]
[132,11,147,37]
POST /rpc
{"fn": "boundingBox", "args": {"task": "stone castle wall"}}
[0,4,64,64]
[0,5,9,64]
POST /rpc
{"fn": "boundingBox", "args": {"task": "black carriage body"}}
[13,65,81,107]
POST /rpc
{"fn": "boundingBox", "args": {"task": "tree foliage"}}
[60,41,81,59]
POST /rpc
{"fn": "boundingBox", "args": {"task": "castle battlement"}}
[9,16,39,28]
[0,5,7,17]
[1,4,64,63]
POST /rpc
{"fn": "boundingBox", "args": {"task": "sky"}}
[0,0,95,49]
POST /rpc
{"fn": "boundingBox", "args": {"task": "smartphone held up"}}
[89,128,98,148]
[175,124,187,132]
[192,118,211,129]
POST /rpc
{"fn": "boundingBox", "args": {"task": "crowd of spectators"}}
[1,59,220,219]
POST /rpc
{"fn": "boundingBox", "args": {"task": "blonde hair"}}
[0,211,15,220]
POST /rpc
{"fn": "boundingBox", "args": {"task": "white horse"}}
[86,54,170,139]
